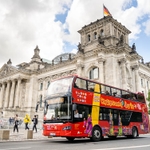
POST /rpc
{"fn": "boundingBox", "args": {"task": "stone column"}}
[97,57,105,83]
[76,63,84,77]
[118,58,127,89]
[134,65,141,92]
[14,78,21,108]
[27,75,38,110]
[9,80,16,108]
[4,81,11,108]
[0,83,5,108]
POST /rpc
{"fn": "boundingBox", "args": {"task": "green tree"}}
[147,90,150,114]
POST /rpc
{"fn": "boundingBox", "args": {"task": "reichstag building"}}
[0,16,150,119]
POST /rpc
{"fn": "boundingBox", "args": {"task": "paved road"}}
[1,134,150,150]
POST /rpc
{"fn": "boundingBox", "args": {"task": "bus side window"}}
[75,78,87,90]
[113,109,119,126]
[111,88,121,97]
[120,110,131,126]
[130,93,137,101]
[87,81,94,91]
[100,108,109,121]
[101,85,111,95]
[121,90,131,99]
[137,94,145,103]
[74,83,78,88]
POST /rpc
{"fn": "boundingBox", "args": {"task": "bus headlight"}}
[63,126,71,130]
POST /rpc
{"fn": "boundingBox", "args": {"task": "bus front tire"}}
[91,126,103,142]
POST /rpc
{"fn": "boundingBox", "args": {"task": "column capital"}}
[97,57,105,63]
[11,79,16,83]
[76,63,84,69]
[118,58,126,64]
[6,80,11,83]
[38,78,44,83]
[131,65,139,70]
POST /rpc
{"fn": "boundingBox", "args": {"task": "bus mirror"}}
[44,103,48,115]
[73,104,77,111]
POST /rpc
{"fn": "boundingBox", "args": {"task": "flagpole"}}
[103,4,104,18]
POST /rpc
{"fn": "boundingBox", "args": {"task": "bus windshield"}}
[47,77,74,96]
[45,104,72,120]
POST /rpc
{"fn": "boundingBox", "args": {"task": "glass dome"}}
[52,53,76,64]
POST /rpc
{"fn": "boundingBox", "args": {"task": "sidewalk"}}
[0,128,48,142]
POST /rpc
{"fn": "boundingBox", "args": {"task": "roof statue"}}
[77,42,84,53]
[7,59,12,65]
[132,43,136,52]
[32,45,41,59]
[141,58,144,64]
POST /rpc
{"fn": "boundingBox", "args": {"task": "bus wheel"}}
[131,127,138,138]
[66,137,75,142]
[91,126,102,142]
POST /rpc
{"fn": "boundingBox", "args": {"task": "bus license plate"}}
[50,133,56,136]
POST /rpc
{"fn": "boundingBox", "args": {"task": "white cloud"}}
[0,0,71,67]
[71,48,77,54]
[143,19,150,36]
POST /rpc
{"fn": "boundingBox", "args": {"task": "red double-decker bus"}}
[43,75,150,141]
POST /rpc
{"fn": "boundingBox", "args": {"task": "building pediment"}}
[0,64,19,78]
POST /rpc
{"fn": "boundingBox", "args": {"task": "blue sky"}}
[0,0,150,67]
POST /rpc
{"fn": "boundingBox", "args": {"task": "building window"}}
[114,28,117,36]
[40,95,42,107]
[40,83,43,90]
[88,34,91,42]
[100,29,104,36]
[89,67,99,79]
[47,81,50,89]
[118,32,120,38]
[141,79,143,87]
[94,32,97,39]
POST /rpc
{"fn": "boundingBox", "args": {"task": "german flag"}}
[103,5,111,17]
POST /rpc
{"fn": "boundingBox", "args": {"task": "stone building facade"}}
[0,16,150,119]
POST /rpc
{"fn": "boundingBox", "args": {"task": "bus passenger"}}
[51,115,54,120]
[74,109,79,118]
[133,96,137,100]
[113,92,117,96]
[105,91,110,95]
[90,88,94,91]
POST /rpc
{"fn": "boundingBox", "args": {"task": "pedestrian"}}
[13,114,19,132]
[9,117,13,125]
[23,114,31,130]
[1,111,3,118]
[32,115,38,132]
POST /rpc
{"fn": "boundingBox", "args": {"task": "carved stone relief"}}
[0,65,18,78]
